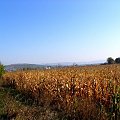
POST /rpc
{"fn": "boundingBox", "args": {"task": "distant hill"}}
[5,64,46,71]
[44,60,105,66]
[5,60,105,71]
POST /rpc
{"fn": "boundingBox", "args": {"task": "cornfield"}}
[2,64,120,119]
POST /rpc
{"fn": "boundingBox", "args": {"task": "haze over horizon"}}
[0,0,120,65]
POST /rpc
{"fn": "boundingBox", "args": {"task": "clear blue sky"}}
[0,0,120,65]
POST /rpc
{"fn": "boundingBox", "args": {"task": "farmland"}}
[1,64,120,119]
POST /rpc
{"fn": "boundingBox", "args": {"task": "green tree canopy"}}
[0,63,5,78]
[107,57,115,64]
[115,57,120,64]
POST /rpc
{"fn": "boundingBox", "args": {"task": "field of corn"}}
[2,64,120,119]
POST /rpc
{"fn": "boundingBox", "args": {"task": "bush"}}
[0,64,5,78]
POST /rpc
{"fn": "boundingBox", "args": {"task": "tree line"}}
[107,57,120,64]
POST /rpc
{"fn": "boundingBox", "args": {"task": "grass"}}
[0,79,6,116]
[0,79,19,120]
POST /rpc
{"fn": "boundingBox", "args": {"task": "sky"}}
[0,0,120,65]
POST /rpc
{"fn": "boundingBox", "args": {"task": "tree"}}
[107,57,115,64]
[0,63,5,78]
[115,57,120,64]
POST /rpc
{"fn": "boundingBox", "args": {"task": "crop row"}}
[2,65,120,119]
